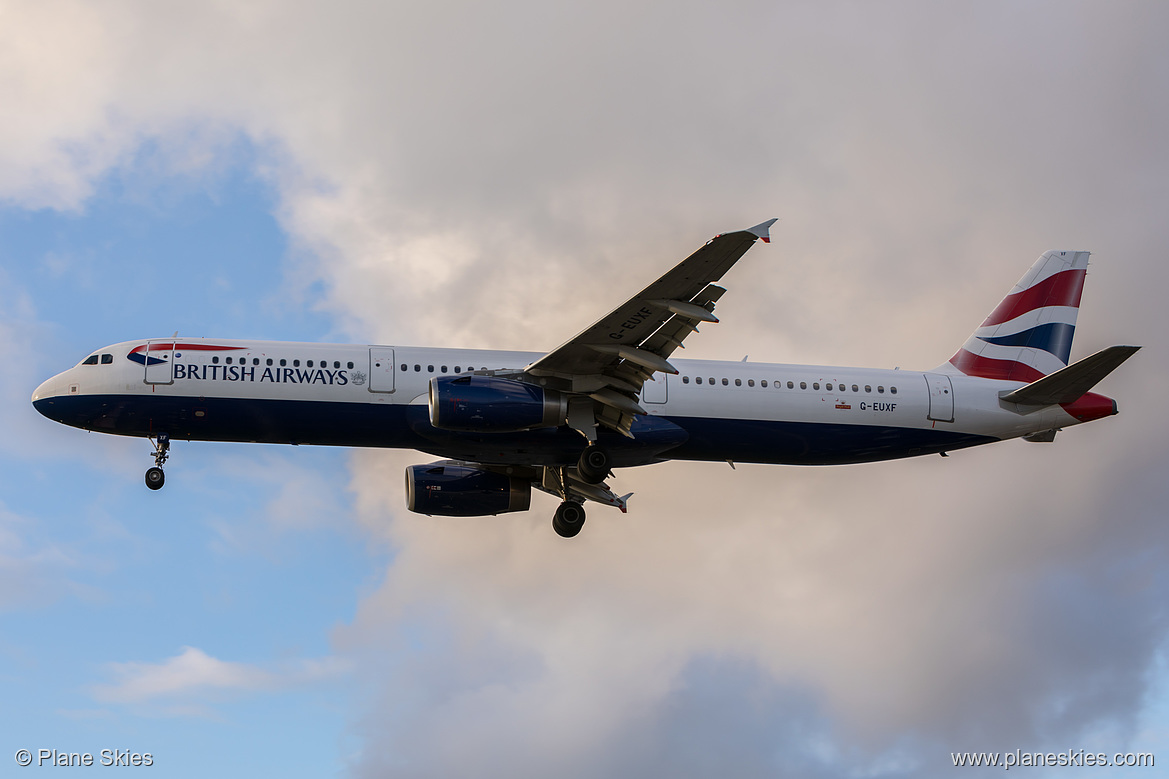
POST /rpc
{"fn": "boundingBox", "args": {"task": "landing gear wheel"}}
[145,466,165,490]
[145,434,171,491]
[552,501,586,538]
[577,445,611,484]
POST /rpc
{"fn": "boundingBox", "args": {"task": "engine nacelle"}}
[405,463,532,517]
[428,375,566,432]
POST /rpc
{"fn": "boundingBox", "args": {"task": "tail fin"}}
[945,250,1090,382]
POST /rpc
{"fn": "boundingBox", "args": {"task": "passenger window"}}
[334,361,340,369]
[852,384,858,392]
[708,377,715,385]
[267,358,273,366]
[414,364,421,372]
[348,362,354,369]
[441,365,448,373]
[82,355,99,365]
[293,359,300,367]
[735,379,742,387]
[428,365,435,373]
[280,359,287,367]
[747,379,754,387]
[212,356,220,364]
[891,387,898,395]
[682,376,690,384]
[787,381,794,389]
[253,358,259,365]
[761,380,768,388]
[878,386,885,394]
[227,357,234,364]
[721,378,729,386]
[813,382,820,390]
[100,354,113,364]
[307,360,314,368]
[865,385,871,393]
[825,383,832,391]
[800,381,807,390]
[455,366,462,373]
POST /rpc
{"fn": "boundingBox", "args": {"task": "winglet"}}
[746,218,778,244]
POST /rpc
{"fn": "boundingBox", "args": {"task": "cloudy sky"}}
[2,1,1168,776]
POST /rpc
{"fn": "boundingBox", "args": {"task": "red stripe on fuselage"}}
[130,343,247,354]
[981,268,1086,327]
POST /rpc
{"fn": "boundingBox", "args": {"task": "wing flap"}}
[640,284,725,361]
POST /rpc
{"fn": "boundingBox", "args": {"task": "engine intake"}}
[428,375,566,432]
[405,463,532,517]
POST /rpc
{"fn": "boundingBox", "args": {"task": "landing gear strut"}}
[552,501,586,538]
[577,445,611,484]
[145,434,170,491]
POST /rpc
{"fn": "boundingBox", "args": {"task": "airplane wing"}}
[525,219,777,437]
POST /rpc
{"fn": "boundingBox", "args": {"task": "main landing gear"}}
[145,434,170,491]
[552,500,586,538]
[549,447,604,537]
[577,445,610,484]
[541,448,631,538]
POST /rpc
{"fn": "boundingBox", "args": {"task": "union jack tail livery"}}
[946,250,1089,383]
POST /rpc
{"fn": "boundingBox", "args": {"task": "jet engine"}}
[428,375,566,432]
[405,463,532,517]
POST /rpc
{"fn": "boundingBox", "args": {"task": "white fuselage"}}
[32,337,1100,467]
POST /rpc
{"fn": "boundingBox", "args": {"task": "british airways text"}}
[173,364,350,385]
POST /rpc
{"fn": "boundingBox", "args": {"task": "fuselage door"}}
[924,373,954,422]
[143,340,175,385]
[641,373,667,405]
[369,347,396,393]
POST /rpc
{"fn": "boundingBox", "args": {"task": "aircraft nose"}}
[32,376,57,403]
[31,373,71,418]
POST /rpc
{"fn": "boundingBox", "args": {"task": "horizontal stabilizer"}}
[999,345,1140,406]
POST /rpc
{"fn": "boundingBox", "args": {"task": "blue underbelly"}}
[34,394,997,466]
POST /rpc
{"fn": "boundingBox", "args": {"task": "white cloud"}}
[90,646,348,709]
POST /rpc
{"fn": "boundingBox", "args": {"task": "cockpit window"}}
[100,354,113,364]
[81,355,99,365]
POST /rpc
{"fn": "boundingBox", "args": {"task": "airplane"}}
[31,220,1139,537]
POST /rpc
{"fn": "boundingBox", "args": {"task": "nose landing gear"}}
[145,434,170,491]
